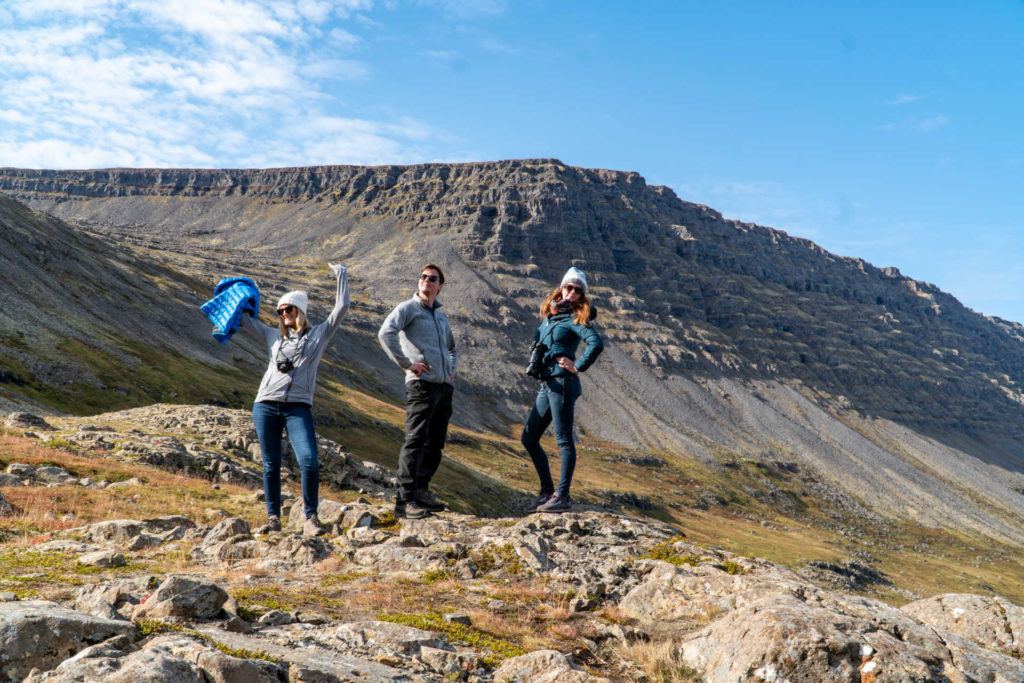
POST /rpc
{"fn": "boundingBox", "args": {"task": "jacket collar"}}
[414,294,443,311]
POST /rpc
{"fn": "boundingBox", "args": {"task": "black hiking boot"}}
[395,499,432,519]
[528,491,554,512]
[537,495,572,513]
[414,490,446,512]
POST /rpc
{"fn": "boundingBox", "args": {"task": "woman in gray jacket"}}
[245,264,349,536]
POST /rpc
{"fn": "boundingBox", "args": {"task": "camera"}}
[276,358,294,373]
[525,341,547,379]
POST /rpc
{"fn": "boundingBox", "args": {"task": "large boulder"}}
[0,600,137,682]
[202,517,251,546]
[676,592,1024,682]
[5,412,53,431]
[24,645,205,683]
[617,557,803,626]
[75,578,154,620]
[492,650,610,682]
[902,593,1024,659]
[132,576,228,620]
[329,620,449,656]
[142,634,284,683]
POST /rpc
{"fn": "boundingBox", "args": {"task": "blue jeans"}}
[252,401,319,519]
[521,376,581,499]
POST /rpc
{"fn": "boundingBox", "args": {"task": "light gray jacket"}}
[246,267,350,405]
[378,296,458,385]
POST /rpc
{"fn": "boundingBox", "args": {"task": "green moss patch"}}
[378,612,525,668]
[639,537,703,567]
[0,549,134,596]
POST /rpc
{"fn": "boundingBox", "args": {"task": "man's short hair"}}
[422,263,445,284]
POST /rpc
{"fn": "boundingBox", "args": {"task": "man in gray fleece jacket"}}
[378,263,458,519]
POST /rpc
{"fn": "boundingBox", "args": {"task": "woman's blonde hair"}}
[539,285,592,325]
[278,310,310,338]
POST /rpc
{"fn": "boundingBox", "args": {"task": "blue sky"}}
[1,1,1022,321]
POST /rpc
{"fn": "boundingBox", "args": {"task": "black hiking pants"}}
[397,379,454,502]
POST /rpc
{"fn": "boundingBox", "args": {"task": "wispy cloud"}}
[417,0,507,17]
[0,0,448,168]
[888,93,925,106]
[674,179,861,240]
[881,113,951,133]
[915,114,951,132]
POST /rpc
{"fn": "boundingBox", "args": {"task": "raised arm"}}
[243,312,278,352]
[573,323,604,373]
[378,303,414,370]
[323,263,350,333]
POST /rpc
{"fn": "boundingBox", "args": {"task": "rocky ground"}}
[3,407,1024,682]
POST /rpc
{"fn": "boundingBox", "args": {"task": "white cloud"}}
[888,93,924,106]
[915,114,951,132]
[881,113,951,133]
[0,0,451,169]
[418,0,506,17]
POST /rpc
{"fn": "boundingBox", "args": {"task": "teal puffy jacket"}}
[534,309,604,379]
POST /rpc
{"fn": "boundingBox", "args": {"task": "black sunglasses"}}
[276,305,296,316]
[562,284,582,294]
[420,274,440,283]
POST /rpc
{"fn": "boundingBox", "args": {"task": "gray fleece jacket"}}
[246,266,350,405]
[378,295,458,385]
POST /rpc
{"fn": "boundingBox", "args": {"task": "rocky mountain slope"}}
[3,406,1024,682]
[1,162,1023,552]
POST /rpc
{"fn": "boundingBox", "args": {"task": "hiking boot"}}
[537,495,572,513]
[528,491,554,512]
[395,499,432,519]
[414,490,446,512]
[303,516,323,537]
[259,515,282,533]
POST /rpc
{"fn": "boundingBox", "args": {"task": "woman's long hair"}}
[539,286,592,325]
[278,310,310,338]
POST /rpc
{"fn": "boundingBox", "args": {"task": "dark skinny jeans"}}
[252,401,319,519]
[521,375,581,499]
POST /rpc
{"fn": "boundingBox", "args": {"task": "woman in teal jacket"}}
[521,267,604,513]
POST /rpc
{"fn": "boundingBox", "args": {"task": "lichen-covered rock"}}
[676,591,1024,683]
[617,555,801,626]
[256,535,331,568]
[492,650,609,682]
[78,549,127,568]
[24,645,205,683]
[202,517,251,545]
[132,575,228,620]
[5,411,54,431]
[74,578,154,620]
[142,634,284,683]
[329,620,449,656]
[902,593,1024,659]
[0,600,137,682]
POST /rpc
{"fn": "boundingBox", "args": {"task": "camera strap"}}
[536,317,568,353]
[275,332,308,368]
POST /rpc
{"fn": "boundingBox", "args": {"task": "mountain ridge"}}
[2,160,1024,551]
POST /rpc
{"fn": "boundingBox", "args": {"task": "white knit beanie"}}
[560,267,588,293]
[277,290,308,315]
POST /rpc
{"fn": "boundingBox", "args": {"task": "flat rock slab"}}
[902,593,1024,659]
[0,600,138,682]
[492,650,610,682]
[24,644,205,683]
[78,550,127,568]
[329,620,449,656]
[192,625,418,682]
